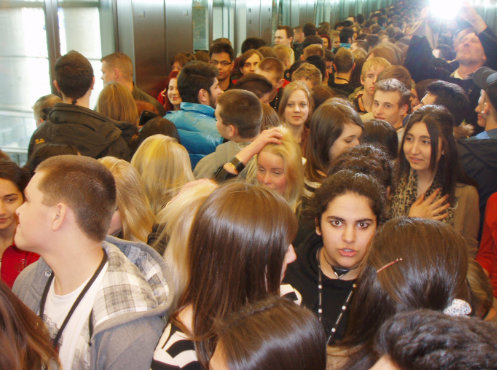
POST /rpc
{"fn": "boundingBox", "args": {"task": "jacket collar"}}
[179,102,215,117]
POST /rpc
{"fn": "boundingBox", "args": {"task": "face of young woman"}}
[328,123,362,161]
[283,89,310,128]
[257,151,287,196]
[167,78,181,107]
[0,178,23,232]
[241,53,261,75]
[317,192,376,271]
[403,121,442,176]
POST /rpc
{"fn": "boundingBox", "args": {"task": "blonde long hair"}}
[131,134,194,214]
[155,180,218,311]
[99,156,154,242]
[96,81,139,124]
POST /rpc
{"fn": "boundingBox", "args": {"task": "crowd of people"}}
[1,0,497,368]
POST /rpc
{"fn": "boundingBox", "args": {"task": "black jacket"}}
[283,233,355,342]
[458,137,497,233]
[28,103,131,160]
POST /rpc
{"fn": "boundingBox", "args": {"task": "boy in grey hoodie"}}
[13,155,172,369]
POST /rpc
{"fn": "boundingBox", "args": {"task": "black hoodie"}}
[283,233,356,343]
[28,103,131,160]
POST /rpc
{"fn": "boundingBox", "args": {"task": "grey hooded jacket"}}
[13,236,173,370]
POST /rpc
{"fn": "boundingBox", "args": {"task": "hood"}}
[46,103,123,157]
[459,139,497,169]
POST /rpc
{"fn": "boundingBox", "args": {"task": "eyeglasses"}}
[209,60,232,67]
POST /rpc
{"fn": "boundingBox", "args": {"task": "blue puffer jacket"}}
[165,102,223,168]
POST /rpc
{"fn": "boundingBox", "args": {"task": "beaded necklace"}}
[316,248,357,345]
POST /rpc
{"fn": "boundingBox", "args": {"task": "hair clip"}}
[443,298,472,317]
[376,258,403,273]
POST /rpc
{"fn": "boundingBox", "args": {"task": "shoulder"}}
[92,241,172,330]
[12,259,51,312]
[151,322,201,370]
[455,183,479,199]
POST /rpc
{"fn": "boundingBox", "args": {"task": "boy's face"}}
[209,52,233,82]
[274,29,293,47]
[15,172,52,254]
[372,90,407,129]
[361,66,386,97]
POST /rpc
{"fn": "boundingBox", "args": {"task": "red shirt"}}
[476,192,497,297]
[1,244,39,288]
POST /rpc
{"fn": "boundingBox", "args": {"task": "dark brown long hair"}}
[396,105,474,205]
[215,296,326,370]
[176,181,297,367]
[304,98,363,182]
[0,281,59,369]
[336,217,470,369]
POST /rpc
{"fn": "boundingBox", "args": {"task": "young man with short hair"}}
[235,73,274,103]
[193,89,262,179]
[459,67,497,235]
[255,57,286,111]
[101,52,165,115]
[415,80,469,127]
[209,42,234,91]
[28,51,130,160]
[350,56,391,113]
[165,61,224,168]
[13,155,171,370]
[274,25,294,47]
[372,78,410,135]
[292,62,322,89]
[328,47,356,97]
[292,26,305,61]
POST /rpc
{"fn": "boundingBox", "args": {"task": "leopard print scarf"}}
[391,169,455,225]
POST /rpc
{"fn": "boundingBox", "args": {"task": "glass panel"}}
[58,5,103,108]
[0,5,49,163]
[193,0,209,51]
[212,0,235,45]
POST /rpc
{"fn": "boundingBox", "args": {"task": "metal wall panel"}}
[259,0,272,44]
[246,0,260,38]
[131,1,167,96]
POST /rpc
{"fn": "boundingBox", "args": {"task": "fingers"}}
[432,211,449,221]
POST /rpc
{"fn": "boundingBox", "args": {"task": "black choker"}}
[321,248,354,279]
[332,265,351,278]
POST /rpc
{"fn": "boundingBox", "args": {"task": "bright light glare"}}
[429,0,463,20]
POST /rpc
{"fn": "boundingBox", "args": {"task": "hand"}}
[453,122,474,140]
[408,189,450,220]
[459,2,486,33]
[235,128,283,164]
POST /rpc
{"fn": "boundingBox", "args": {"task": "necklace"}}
[39,250,108,351]
[316,248,357,345]
[335,76,350,83]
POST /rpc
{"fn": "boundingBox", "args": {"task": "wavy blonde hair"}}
[247,127,304,212]
[131,134,194,214]
[155,179,218,311]
[99,156,154,242]
[96,81,139,124]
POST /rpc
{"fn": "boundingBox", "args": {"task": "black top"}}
[283,233,355,342]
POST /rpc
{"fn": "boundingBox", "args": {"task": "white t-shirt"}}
[42,263,108,369]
